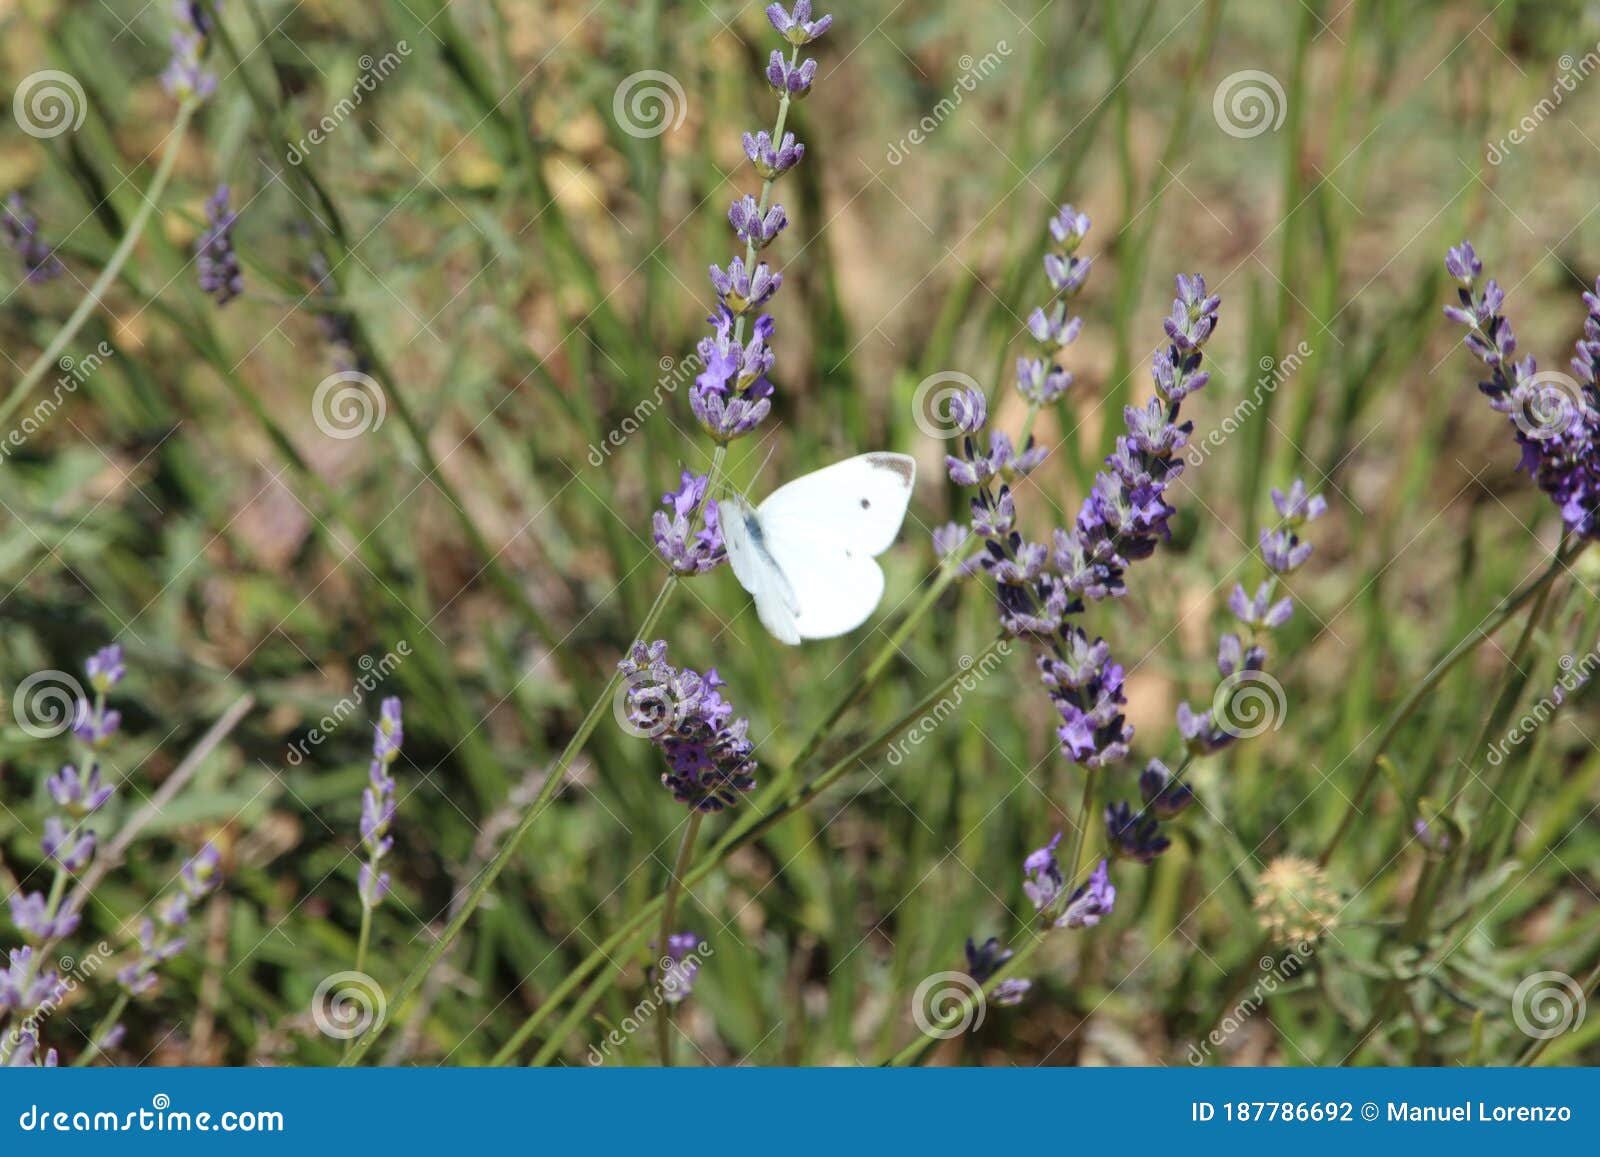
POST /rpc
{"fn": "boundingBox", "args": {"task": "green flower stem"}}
[653,811,704,1066]
[1318,539,1586,866]
[340,573,682,1065]
[71,994,129,1068]
[509,651,995,1065]
[0,101,197,430]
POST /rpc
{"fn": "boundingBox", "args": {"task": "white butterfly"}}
[720,453,917,645]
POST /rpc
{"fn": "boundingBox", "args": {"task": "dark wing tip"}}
[865,452,915,486]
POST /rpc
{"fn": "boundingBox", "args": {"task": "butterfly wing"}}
[761,528,885,640]
[755,453,916,557]
[720,494,803,645]
[752,453,916,641]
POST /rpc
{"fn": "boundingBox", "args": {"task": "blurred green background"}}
[2,0,1598,1066]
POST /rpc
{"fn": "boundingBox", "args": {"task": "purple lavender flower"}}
[766,1,833,44]
[115,840,224,997]
[2,1031,57,1068]
[1443,241,1600,539]
[618,642,757,811]
[196,184,244,306]
[1022,832,1063,911]
[1271,480,1328,526]
[359,698,402,908]
[163,32,216,100]
[765,52,818,98]
[41,817,95,873]
[9,892,79,942]
[744,131,805,178]
[728,196,788,250]
[0,948,62,1013]
[1104,801,1170,864]
[653,471,727,575]
[3,195,63,283]
[180,842,222,897]
[1138,758,1194,818]
[1175,701,1233,756]
[85,644,125,693]
[1039,628,1133,769]
[46,764,113,817]
[964,936,1029,1004]
[690,309,776,442]
[709,256,781,316]
[1057,859,1116,929]
[1014,205,1093,407]
[1228,581,1293,630]
[660,932,703,1005]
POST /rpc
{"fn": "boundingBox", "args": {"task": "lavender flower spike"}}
[660,932,703,1005]
[1022,832,1064,911]
[767,1,833,45]
[1443,241,1600,539]
[197,185,244,306]
[359,697,403,908]
[3,195,64,283]
[618,641,757,811]
[1057,860,1116,929]
[653,471,727,575]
